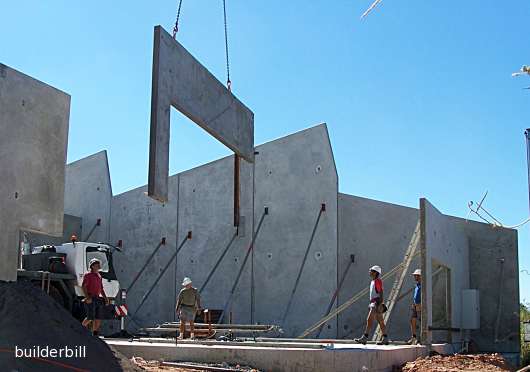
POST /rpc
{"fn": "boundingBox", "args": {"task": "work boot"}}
[407,336,417,345]
[354,334,368,345]
[377,335,389,345]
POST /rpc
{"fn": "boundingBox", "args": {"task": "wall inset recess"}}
[64,150,112,244]
[420,198,469,344]
[0,63,70,281]
[337,194,419,340]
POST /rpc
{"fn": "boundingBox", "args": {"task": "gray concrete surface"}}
[107,339,452,372]
[252,125,338,337]
[64,150,112,244]
[108,124,337,337]
[148,25,254,202]
[64,123,519,357]
[0,63,70,281]
[420,198,470,344]
[337,194,420,340]
[24,214,83,248]
[452,217,519,359]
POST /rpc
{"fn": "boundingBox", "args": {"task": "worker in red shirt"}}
[354,265,389,345]
[81,258,109,335]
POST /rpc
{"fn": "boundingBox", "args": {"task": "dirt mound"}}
[400,353,513,372]
[0,280,125,371]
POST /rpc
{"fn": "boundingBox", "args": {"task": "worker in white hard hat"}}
[81,258,109,336]
[176,277,201,340]
[407,269,422,345]
[354,265,389,345]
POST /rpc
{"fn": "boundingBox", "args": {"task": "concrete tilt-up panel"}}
[0,64,70,281]
[420,198,469,344]
[148,25,254,202]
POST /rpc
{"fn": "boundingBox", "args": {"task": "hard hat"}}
[369,265,382,274]
[89,258,101,268]
[412,269,421,276]
[182,277,192,286]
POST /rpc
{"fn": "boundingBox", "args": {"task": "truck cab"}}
[19,241,121,319]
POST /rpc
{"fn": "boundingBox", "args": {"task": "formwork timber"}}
[106,338,452,372]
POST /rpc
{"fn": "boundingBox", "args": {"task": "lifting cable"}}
[222,0,231,91]
[172,0,184,39]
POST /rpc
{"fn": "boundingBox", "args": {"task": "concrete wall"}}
[420,198,470,344]
[0,63,70,281]
[63,123,519,350]
[452,218,519,358]
[64,150,112,244]
[24,214,83,248]
[337,194,419,340]
[253,125,338,337]
[106,124,337,336]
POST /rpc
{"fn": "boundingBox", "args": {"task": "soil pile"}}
[0,280,129,371]
[400,353,513,372]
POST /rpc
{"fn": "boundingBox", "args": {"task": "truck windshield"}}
[85,246,117,281]
[86,250,109,272]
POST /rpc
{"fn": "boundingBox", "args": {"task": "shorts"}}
[411,304,421,319]
[84,297,104,320]
[179,305,196,321]
[368,302,384,321]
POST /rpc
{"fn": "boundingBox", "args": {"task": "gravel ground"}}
[399,353,513,372]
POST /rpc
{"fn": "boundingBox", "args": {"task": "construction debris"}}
[399,353,513,372]
[131,357,260,372]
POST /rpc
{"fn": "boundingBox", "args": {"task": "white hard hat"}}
[182,277,192,286]
[369,265,382,274]
[89,258,101,268]
[412,269,421,276]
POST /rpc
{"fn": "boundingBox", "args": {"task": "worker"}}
[407,268,422,345]
[354,265,389,345]
[176,277,201,340]
[81,258,109,336]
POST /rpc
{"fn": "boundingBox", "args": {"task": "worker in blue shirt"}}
[408,269,421,345]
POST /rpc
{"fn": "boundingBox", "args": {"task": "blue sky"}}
[2,1,530,300]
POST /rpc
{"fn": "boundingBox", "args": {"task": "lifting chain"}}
[172,0,184,39]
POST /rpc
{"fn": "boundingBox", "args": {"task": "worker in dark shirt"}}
[81,258,109,336]
[408,269,422,345]
[176,277,201,340]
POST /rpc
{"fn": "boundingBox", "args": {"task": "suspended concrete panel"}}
[148,25,254,202]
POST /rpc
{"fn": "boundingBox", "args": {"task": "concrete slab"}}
[148,25,254,202]
[0,63,70,281]
[106,339,451,372]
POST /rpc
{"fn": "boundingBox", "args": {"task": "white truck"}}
[17,241,121,320]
